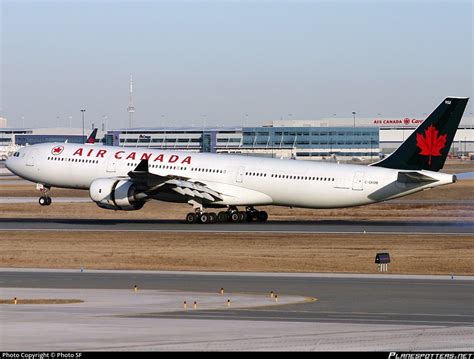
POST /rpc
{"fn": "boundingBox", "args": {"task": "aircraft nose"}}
[5,151,18,174]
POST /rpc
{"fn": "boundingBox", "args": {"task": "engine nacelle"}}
[89,178,145,211]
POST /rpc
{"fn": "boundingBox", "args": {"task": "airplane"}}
[5,97,468,223]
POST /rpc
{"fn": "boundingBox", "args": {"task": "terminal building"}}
[108,125,379,160]
[266,116,473,154]
[108,114,473,160]
[1,115,472,161]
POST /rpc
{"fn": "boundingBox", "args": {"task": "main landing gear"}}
[185,206,268,224]
[37,184,52,206]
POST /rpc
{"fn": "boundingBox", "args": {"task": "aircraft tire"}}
[39,196,48,206]
[199,213,210,224]
[246,211,255,222]
[208,212,217,223]
[257,211,268,222]
[217,211,229,222]
[185,213,198,224]
[230,212,240,223]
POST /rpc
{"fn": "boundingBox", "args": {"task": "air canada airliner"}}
[5,97,468,223]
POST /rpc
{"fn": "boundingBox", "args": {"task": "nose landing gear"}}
[37,184,52,206]
[38,196,52,206]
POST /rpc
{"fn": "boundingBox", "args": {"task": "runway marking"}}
[0,228,472,236]
[139,306,474,319]
[143,312,474,326]
[236,309,474,318]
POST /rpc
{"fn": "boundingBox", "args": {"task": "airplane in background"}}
[85,128,98,144]
[0,143,22,161]
[5,97,469,223]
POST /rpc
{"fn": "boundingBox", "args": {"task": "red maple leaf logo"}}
[416,125,447,166]
[51,146,64,155]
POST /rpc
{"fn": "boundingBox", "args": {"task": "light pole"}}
[352,111,356,128]
[80,109,86,143]
[102,115,108,131]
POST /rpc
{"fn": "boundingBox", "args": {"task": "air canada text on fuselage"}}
[68,147,192,164]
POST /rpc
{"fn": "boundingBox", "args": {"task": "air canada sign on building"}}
[373,118,423,126]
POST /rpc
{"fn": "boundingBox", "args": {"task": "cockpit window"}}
[13,152,20,157]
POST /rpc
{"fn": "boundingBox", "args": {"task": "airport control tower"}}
[127,75,135,128]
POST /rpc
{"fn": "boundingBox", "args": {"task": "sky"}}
[1,0,472,129]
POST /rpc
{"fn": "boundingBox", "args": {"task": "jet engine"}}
[89,178,145,210]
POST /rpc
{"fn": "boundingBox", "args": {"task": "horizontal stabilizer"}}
[397,171,438,184]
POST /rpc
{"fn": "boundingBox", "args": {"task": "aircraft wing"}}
[128,160,224,202]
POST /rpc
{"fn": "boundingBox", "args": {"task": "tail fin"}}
[372,97,469,171]
[86,128,98,144]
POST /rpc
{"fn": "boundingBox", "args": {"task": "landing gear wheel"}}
[257,211,268,222]
[208,212,217,223]
[238,211,247,222]
[230,211,240,223]
[186,213,198,224]
[245,211,255,222]
[39,196,48,206]
[199,213,210,224]
[46,197,52,206]
[217,211,229,222]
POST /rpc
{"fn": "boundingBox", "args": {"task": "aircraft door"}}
[26,150,37,167]
[352,171,364,191]
[236,166,245,183]
[106,156,117,173]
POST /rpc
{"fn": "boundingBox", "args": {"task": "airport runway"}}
[2,270,473,326]
[0,217,472,234]
[1,195,473,205]
[0,197,89,203]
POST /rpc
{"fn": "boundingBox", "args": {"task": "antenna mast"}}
[127,75,135,128]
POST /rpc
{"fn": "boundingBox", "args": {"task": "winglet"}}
[133,159,149,172]
[128,159,168,188]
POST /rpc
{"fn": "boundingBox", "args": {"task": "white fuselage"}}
[5,143,455,209]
